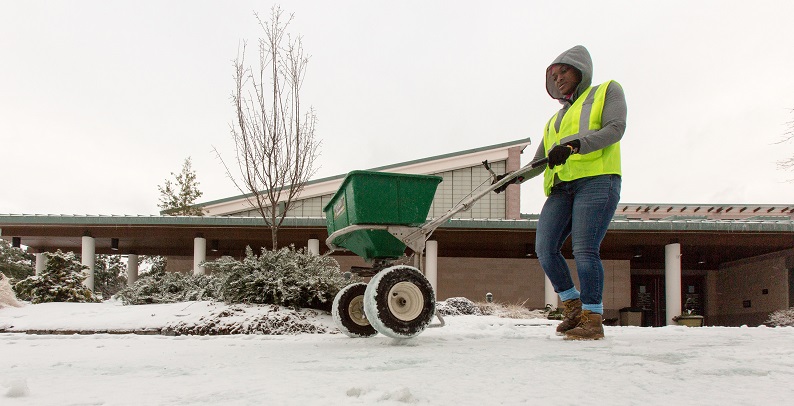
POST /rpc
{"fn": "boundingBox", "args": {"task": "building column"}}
[127,254,139,286]
[81,235,95,291]
[545,274,558,309]
[665,242,682,325]
[425,240,438,300]
[308,238,320,255]
[35,253,47,276]
[194,236,206,275]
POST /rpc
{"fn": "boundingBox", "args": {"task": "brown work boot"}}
[555,298,583,336]
[564,310,604,340]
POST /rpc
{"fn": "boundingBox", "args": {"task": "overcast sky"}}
[2,0,793,215]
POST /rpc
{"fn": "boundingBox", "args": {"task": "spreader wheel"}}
[363,265,435,339]
[332,283,378,338]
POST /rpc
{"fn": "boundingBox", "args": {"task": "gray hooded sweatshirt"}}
[519,45,627,181]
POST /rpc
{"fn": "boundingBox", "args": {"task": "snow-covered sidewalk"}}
[2,302,793,405]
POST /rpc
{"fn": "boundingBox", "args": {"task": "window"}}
[285,195,331,217]
[428,161,506,220]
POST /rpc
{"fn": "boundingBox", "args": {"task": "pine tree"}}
[158,157,205,216]
[13,250,97,303]
[93,255,128,299]
[140,255,167,277]
[0,239,35,282]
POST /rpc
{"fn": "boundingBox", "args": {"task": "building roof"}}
[196,137,533,215]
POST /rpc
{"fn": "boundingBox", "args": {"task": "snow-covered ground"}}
[1,301,793,405]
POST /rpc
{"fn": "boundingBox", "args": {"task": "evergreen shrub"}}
[13,250,97,304]
[766,307,794,327]
[162,305,329,336]
[114,267,222,305]
[205,246,353,311]
[116,246,352,311]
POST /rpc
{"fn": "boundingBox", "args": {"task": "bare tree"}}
[217,6,320,249]
[777,109,794,173]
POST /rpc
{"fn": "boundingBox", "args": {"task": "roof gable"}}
[199,137,532,216]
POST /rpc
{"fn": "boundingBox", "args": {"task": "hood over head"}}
[546,45,593,102]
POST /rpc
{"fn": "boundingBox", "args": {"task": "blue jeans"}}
[535,174,621,312]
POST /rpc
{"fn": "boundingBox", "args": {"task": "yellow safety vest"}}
[543,80,621,196]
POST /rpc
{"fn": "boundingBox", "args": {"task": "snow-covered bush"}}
[437,297,547,319]
[114,270,222,305]
[116,246,350,310]
[13,250,97,304]
[765,307,794,327]
[205,246,352,311]
[437,297,483,316]
[140,255,167,275]
[479,302,546,319]
[162,305,329,336]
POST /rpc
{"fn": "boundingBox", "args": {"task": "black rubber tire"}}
[363,265,435,339]
[332,283,378,338]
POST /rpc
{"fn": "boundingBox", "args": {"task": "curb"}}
[1,328,163,335]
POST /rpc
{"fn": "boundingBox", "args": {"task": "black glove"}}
[493,173,524,194]
[547,139,580,169]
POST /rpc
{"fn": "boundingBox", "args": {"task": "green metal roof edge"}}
[619,202,793,208]
[607,219,794,232]
[192,137,533,210]
[442,218,794,232]
[0,215,327,228]
[364,137,532,172]
[190,175,347,210]
[2,215,793,233]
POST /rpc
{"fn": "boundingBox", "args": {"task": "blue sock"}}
[582,303,603,314]
[558,287,580,302]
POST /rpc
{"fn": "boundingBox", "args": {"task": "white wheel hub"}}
[347,296,369,326]
[387,281,424,321]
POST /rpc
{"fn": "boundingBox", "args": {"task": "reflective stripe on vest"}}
[542,80,621,196]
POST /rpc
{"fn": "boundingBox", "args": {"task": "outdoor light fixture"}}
[111,238,119,251]
[525,244,534,257]
[698,255,707,265]
[210,239,220,252]
[633,247,643,258]
[12,237,21,248]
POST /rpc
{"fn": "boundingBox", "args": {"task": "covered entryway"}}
[631,275,705,327]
